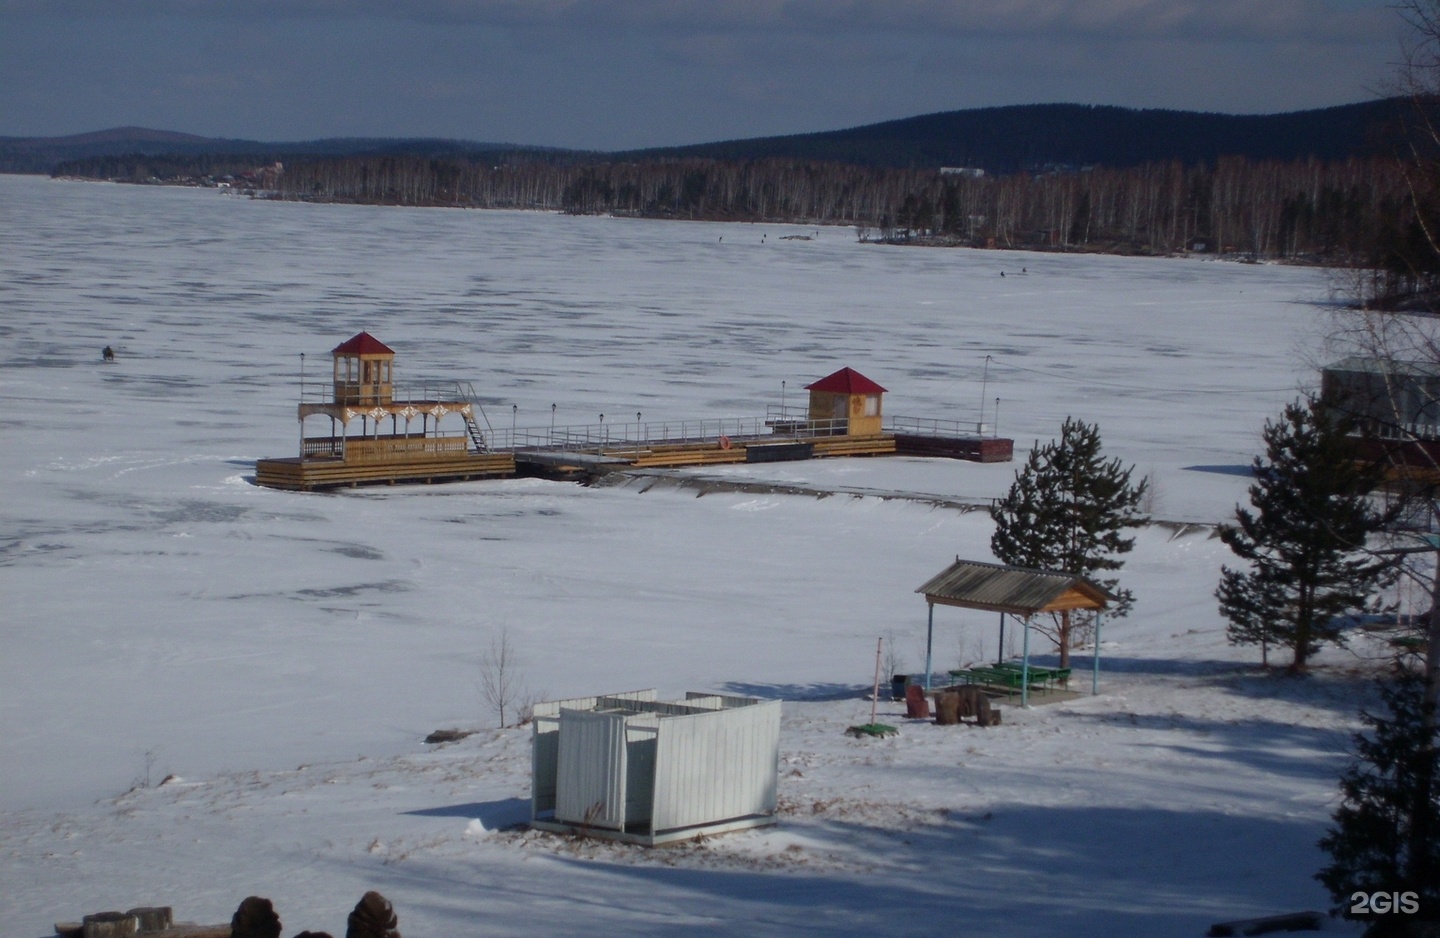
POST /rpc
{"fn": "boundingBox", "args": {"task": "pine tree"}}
[1317,668,1440,927]
[1216,395,1393,673]
[989,417,1148,667]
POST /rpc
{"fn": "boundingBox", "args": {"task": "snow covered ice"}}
[0,174,1375,935]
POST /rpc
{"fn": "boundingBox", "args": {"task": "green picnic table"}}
[949,663,1070,696]
[992,661,1071,691]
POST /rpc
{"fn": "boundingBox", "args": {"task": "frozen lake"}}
[0,174,1364,936]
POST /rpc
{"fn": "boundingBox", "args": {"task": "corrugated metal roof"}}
[1324,356,1440,378]
[332,331,395,356]
[915,558,1114,615]
[805,367,887,394]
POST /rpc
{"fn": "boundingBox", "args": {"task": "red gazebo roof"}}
[805,367,886,394]
[332,332,395,356]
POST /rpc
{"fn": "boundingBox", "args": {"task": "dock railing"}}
[482,412,854,455]
[298,376,490,410]
[887,415,993,439]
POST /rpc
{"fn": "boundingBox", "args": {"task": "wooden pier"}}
[254,339,1010,491]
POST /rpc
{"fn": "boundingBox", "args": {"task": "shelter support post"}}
[998,612,1006,664]
[1021,616,1031,708]
[924,603,935,693]
[1092,612,1102,695]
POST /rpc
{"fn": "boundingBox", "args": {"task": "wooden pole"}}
[924,603,935,692]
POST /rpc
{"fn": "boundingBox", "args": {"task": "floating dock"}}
[254,335,1012,491]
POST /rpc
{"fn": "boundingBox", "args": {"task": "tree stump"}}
[954,686,993,726]
[346,891,400,938]
[904,684,930,719]
[82,913,137,938]
[126,908,172,933]
[934,692,961,725]
[231,897,281,938]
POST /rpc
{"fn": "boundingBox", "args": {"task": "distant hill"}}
[618,100,1407,173]
[1,99,1406,176]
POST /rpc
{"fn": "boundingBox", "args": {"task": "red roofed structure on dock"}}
[332,331,395,356]
[805,367,887,437]
[254,333,514,491]
[804,367,887,396]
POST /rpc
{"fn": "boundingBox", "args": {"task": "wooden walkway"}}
[255,451,515,491]
[255,424,1007,491]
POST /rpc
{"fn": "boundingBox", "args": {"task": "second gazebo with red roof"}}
[805,367,887,437]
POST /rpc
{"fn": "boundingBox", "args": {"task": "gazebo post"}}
[1092,611,1102,695]
[997,612,1006,664]
[924,602,935,692]
[1021,616,1031,708]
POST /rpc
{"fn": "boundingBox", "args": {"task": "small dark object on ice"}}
[102,346,115,362]
[231,897,281,938]
[1206,910,1323,936]
[423,728,473,744]
[346,891,400,938]
[846,723,898,738]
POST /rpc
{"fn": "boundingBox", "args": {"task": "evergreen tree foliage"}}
[1216,395,1393,672]
[1317,668,1440,925]
[989,418,1148,666]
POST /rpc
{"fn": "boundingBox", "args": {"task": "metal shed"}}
[530,690,781,845]
[916,558,1115,705]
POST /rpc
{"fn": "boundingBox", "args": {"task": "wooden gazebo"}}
[254,332,514,490]
[915,558,1115,705]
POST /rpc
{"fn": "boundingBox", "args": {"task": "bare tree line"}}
[264,153,1405,262]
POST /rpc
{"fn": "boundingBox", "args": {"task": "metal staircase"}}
[456,381,494,452]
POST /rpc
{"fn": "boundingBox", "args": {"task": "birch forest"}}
[266,153,1401,263]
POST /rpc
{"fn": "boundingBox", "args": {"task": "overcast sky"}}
[0,0,1409,151]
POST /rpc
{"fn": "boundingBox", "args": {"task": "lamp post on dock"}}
[979,355,992,429]
[299,353,306,450]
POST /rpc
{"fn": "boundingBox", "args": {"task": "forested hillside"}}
[266,153,1398,262]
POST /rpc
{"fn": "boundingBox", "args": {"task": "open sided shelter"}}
[915,558,1115,705]
[531,690,781,845]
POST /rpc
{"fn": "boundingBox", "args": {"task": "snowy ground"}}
[0,174,1386,935]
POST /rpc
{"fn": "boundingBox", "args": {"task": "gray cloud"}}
[0,0,1402,148]
[2,0,1395,40]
